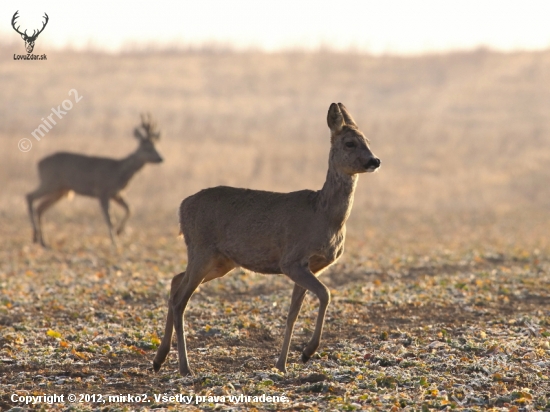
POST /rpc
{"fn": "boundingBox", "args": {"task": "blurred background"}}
[1,0,549,254]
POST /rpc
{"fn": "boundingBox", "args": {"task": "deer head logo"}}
[12,11,49,54]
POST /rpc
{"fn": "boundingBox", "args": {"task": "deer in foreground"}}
[153,103,380,376]
[26,114,163,247]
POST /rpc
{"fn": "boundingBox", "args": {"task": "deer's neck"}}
[317,165,358,229]
[118,153,146,185]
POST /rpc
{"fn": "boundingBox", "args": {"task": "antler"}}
[135,113,161,141]
[32,13,49,39]
[12,11,49,40]
[140,113,161,141]
[11,11,26,37]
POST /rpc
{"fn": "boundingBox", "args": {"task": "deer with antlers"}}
[11,11,49,54]
[153,103,381,375]
[26,114,163,247]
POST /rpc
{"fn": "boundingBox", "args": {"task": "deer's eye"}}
[345,141,356,148]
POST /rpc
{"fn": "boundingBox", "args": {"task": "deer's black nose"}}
[364,158,381,170]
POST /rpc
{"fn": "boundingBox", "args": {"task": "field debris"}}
[1,228,548,410]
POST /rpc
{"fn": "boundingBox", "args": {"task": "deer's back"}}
[38,152,121,197]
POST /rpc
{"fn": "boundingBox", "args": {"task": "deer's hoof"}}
[179,363,194,377]
[275,362,287,374]
[301,353,311,363]
[153,360,162,372]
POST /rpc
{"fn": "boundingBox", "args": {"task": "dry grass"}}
[0,45,549,410]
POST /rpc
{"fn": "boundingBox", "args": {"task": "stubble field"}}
[0,45,549,410]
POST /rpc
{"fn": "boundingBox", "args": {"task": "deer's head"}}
[12,11,49,54]
[134,113,164,163]
[327,103,380,175]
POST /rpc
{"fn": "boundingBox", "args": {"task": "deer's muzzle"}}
[364,158,381,172]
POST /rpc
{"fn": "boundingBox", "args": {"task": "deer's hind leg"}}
[99,196,117,246]
[26,184,63,247]
[154,250,235,375]
[27,187,46,244]
[34,190,68,246]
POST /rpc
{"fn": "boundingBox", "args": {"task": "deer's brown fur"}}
[153,103,380,375]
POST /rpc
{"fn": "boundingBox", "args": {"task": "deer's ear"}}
[327,103,345,134]
[337,103,357,127]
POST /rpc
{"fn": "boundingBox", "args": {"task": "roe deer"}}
[153,103,380,376]
[26,114,163,247]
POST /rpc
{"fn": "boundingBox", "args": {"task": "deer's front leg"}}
[153,271,186,372]
[112,194,130,235]
[276,283,307,373]
[282,262,331,365]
